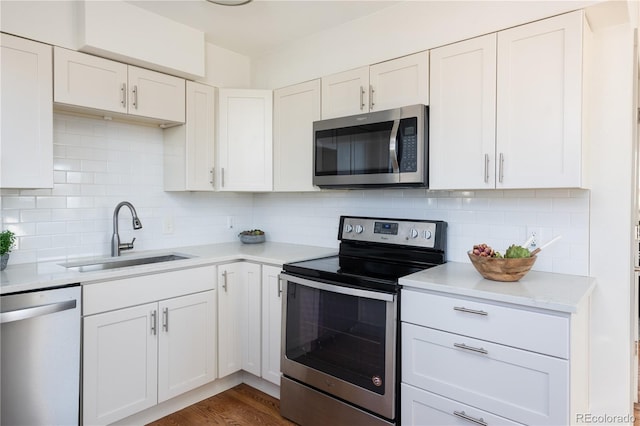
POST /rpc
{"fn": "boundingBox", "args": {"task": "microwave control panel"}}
[398,119,418,173]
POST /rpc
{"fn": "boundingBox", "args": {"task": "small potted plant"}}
[1,230,16,271]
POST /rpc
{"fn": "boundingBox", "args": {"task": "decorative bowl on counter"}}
[467,251,536,282]
[238,230,266,244]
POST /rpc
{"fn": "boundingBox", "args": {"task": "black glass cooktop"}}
[283,254,430,293]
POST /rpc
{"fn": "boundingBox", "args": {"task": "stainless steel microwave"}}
[313,104,428,188]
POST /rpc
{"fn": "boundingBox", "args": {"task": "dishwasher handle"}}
[0,299,77,324]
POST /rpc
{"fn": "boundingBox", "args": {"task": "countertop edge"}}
[399,261,596,314]
[0,241,338,295]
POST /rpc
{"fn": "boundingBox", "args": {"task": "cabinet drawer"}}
[401,290,569,358]
[402,323,568,425]
[401,383,523,426]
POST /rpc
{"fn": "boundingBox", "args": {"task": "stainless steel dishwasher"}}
[1,284,81,425]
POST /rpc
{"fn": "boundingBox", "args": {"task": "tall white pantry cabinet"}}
[429,10,588,190]
[0,33,53,189]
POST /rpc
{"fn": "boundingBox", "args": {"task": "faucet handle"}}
[119,237,136,251]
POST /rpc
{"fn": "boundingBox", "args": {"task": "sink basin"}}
[63,253,192,272]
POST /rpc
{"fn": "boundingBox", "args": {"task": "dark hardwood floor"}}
[147,384,295,426]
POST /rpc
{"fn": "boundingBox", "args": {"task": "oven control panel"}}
[339,216,444,249]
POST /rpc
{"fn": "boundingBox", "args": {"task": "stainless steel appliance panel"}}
[1,285,81,425]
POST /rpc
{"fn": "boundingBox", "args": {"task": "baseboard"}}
[110,372,280,425]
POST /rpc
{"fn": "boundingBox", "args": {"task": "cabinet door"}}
[53,47,127,114]
[429,34,497,190]
[402,323,568,425]
[217,263,244,377]
[1,34,53,189]
[369,51,429,112]
[158,290,217,402]
[261,265,283,385]
[242,263,262,376]
[163,81,216,191]
[321,66,369,119]
[273,80,321,192]
[218,89,273,191]
[128,65,186,123]
[401,383,524,426]
[496,10,584,188]
[83,303,158,426]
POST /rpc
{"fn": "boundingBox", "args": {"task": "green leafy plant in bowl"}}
[0,229,16,271]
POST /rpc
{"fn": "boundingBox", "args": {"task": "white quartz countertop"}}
[399,261,596,313]
[0,242,337,295]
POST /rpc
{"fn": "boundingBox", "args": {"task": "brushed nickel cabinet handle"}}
[454,342,488,355]
[359,86,365,110]
[453,306,488,316]
[150,310,157,335]
[121,83,127,108]
[132,85,138,109]
[499,152,504,183]
[162,307,168,332]
[222,271,228,292]
[453,410,488,426]
[370,84,375,110]
[484,154,489,183]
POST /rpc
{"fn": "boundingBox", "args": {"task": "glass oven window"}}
[285,282,387,395]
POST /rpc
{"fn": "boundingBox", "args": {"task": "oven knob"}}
[410,228,419,239]
[355,225,364,234]
[423,230,432,239]
[344,224,353,233]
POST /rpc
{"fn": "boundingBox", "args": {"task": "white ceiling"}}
[127,0,399,58]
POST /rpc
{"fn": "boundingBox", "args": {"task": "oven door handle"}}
[279,273,394,302]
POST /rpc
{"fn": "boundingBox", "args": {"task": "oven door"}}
[280,273,397,420]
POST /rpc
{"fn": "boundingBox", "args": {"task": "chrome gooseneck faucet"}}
[111,201,143,257]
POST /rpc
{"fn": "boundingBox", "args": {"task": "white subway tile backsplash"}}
[0,112,591,275]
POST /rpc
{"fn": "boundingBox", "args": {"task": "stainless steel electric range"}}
[279,215,447,426]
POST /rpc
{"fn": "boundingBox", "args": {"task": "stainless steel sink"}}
[62,253,192,272]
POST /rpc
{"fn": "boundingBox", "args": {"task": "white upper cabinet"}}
[273,79,321,192]
[127,66,186,123]
[321,66,369,119]
[1,34,53,189]
[369,51,429,112]
[218,89,273,192]
[429,34,497,190]
[164,81,216,191]
[496,11,585,189]
[54,47,185,125]
[321,51,429,119]
[429,10,588,190]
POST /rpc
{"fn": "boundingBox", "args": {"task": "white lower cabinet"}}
[82,266,216,426]
[261,265,283,385]
[217,262,262,378]
[217,262,283,385]
[401,288,587,426]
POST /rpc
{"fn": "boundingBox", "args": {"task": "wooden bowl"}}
[467,252,536,282]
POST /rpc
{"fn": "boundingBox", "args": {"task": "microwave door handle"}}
[389,119,401,173]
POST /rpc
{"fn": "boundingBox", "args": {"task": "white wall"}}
[0,0,252,88]
[0,113,253,264]
[252,0,597,89]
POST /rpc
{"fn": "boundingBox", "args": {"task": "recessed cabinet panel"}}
[218,89,273,191]
[128,66,185,123]
[54,47,127,114]
[1,34,53,189]
[83,303,158,426]
[496,11,584,188]
[429,34,497,190]
[217,263,244,378]
[321,66,369,119]
[273,80,321,192]
[369,51,429,112]
[261,265,283,385]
